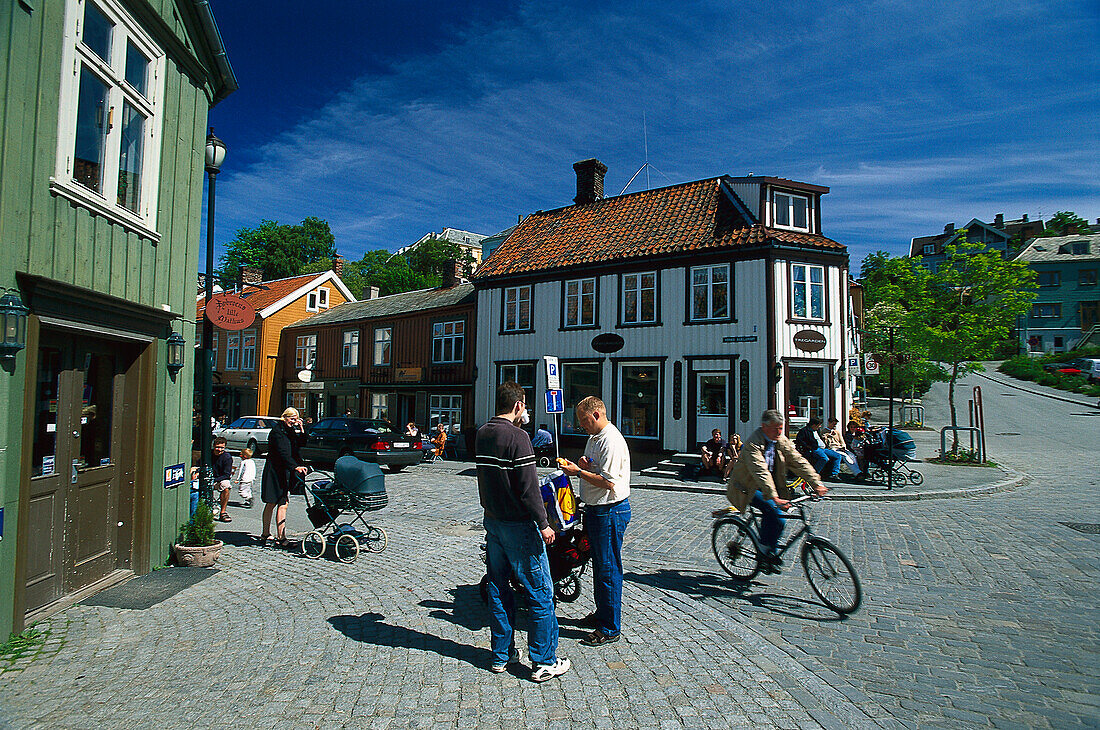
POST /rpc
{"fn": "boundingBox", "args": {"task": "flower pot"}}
[173,540,223,567]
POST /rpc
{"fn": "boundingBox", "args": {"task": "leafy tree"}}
[862,300,948,403]
[404,237,477,280]
[219,217,337,281]
[1039,211,1089,237]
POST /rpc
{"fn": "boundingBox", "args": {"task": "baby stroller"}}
[863,427,924,487]
[479,470,590,603]
[301,456,389,562]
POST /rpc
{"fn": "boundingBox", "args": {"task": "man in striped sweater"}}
[476,381,570,683]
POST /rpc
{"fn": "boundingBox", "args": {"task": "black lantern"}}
[205,129,226,174]
[166,331,186,376]
[0,293,28,362]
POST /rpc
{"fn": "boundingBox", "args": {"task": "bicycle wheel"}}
[907,469,924,485]
[301,531,326,559]
[362,526,388,553]
[866,466,885,484]
[801,536,862,614]
[334,533,360,563]
[711,517,762,581]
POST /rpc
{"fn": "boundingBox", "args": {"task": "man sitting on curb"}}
[795,416,843,481]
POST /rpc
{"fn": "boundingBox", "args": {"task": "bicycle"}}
[710,480,862,614]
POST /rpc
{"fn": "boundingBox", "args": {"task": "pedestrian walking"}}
[260,408,308,547]
[476,382,570,682]
[234,447,256,507]
[558,395,631,647]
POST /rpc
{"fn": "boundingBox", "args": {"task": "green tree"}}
[1039,211,1090,237]
[219,217,338,281]
[404,237,476,280]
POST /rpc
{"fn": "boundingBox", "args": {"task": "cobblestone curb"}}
[978,370,1099,408]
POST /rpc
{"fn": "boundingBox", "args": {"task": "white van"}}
[1071,358,1100,384]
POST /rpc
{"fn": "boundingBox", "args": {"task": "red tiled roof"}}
[197,272,324,318]
[473,178,843,279]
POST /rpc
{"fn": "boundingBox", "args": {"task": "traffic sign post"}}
[545,388,564,414]
[544,355,560,391]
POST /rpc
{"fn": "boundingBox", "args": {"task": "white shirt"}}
[580,422,631,505]
[235,458,256,484]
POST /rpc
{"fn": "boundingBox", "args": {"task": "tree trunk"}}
[947,362,960,452]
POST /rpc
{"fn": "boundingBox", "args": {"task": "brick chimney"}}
[367,286,380,300]
[994,213,1004,228]
[573,158,608,205]
[1022,214,1029,223]
[240,266,263,285]
[944,223,955,234]
[332,254,344,277]
[442,258,462,288]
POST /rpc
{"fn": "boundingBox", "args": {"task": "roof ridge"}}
[528,177,721,218]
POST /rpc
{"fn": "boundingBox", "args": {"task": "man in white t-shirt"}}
[558,396,631,646]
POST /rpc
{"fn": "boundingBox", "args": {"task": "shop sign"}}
[395,367,422,383]
[591,333,625,353]
[793,330,826,352]
[205,293,256,330]
[287,381,324,391]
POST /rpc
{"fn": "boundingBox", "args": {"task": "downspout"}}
[191,0,239,106]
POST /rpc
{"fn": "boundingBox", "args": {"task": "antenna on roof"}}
[620,113,675,196]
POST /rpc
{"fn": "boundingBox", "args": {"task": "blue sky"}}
[205,0,1100,271]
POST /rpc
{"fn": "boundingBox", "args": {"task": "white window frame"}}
[791,264,826,321]
[53,0,165,240]
[370,392,390,420]
[306,292,319,312]
[432,320,465,364]
[429,394,463,429]
[342,330,359,367]
[373,327,391,366]
[689,264,730,321]
[240,329,256,371]
[923,244,935,256]
[295,334,316,369]
[622,272,658,324]
[225,331,240,371]
[1037,271,1061,287]
[503,285,532,332]
[564,277,597,328]
[318,287,330,309]
[773,191,812,232]
[1032,303,1061,319]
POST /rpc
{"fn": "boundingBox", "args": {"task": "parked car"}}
[1042,362,1083,375]
[300,417,423,472]
[213,416,280,455]
[1069,358,1100,383]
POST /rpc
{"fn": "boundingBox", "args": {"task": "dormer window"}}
[923,244,935,256]
[1072,241,1089,255]
[774,191,811,232]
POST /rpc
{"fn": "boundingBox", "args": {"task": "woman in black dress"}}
[261,408,308,546]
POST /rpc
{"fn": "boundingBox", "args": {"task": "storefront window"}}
[619,364,659,438]
[788,365,826,420]
[698,375,727,415]
[429,394,463,429]
[80,352,115,467]
[370,392,391,421]
[32,348,62,477]
[561,362,600,433]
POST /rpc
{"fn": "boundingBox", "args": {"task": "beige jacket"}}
[725,427,822,512]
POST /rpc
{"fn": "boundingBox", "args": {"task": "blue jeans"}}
[809,448,843,479]
[752,490,787,554]
[484,517,559,667]
[586,499,630,637]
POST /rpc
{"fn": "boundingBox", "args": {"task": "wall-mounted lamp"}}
[166,331,186,376]
[772,362,783,382]
[0,293,29,362]
[836,364,847,383]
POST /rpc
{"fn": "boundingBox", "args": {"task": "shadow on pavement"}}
[625,568,849,622]
[328,611,489,668]
[420,584,489,631]
[216,530,259,547]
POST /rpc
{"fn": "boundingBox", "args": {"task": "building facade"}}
[1015,234,1100,353]
[0,0,235,634]
[473,160,851,453]
[278,276,477,435]
[910,214,1046,271]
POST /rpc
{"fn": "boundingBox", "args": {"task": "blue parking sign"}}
[545,389,564,414]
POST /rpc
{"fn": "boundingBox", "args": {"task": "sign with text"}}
[545,389,564,414]
[544,356,560,390]
[164,463,186,489]
[395,367,422,383]
[205,293,256,331]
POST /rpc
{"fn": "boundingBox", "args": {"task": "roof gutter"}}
[190,0,238,106]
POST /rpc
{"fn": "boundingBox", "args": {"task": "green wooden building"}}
[0,0,235,635]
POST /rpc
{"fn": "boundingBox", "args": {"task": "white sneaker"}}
[490,648,520,673]
[531,657,570,682]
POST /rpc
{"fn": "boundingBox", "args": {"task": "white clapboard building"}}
[472,159,851,454]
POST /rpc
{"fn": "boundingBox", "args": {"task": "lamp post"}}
[200,128,226,508]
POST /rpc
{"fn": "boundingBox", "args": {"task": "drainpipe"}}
[191,0,239,106]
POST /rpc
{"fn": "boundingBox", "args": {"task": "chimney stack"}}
[1022,214,1029,223]
[944,223,955,234]
[368,286,380,300]
[573,158,608,206]
[994,213,1004,228]
[241,266,263,285]
[332,254,344,277]
[442,258,462,288]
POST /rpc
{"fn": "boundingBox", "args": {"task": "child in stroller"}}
[301,456,389,562]
[479,470,589,602]
[862,427,924,487]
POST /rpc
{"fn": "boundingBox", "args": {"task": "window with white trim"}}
[288,392,307,412]
[432,320,464,363]
[503,285,532,331]
[373,327,391,366]
[225,332,240,370]
[318,287,330,308]
[791,264,825,320]
[370,392,390,420]
[1037,271,1061,287]
[307,292,319,311]
[1032,303,1061,318]
[622,272,657,324]
[54,0,165,237]
[690,264,729,321]
[774,191,810,232]
[295,334,316,369]
[342,330,359,367]
[429,394,462,429]
[923,244,935,256]
[240,329,256,371]
[564,278,596,327]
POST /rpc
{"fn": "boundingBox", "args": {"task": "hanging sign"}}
[793,330,827,352]
[205,293,256,330]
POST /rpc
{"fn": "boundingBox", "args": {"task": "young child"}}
[189,466,200,517]
[211,436,234,522]
[235,447,256,508]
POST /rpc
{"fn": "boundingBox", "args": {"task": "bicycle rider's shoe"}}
[760,552,783,574]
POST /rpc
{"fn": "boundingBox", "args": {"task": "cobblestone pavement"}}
[1,374,1097,728]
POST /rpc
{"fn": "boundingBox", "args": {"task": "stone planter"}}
[172,540,223,567]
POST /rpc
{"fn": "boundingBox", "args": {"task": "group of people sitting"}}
[405,422,450,460]
[699,414,870,484]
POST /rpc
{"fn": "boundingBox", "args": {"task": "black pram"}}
[301,455,389,562]
[863,427,924,487]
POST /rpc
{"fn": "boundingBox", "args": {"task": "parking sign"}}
[544,355,560,390]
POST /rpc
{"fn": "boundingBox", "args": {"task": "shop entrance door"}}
[694,372,729,445]
[24,331,139,615]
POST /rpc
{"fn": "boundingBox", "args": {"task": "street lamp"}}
[200,128,226,508]
[166,331,186,377]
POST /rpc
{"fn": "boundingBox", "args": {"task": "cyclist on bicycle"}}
[722,409,826,572]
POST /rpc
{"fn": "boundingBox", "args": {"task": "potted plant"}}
[173,500,222,567]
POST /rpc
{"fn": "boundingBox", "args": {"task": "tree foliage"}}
[1039,211,1090,237]
[219,217,337,282]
